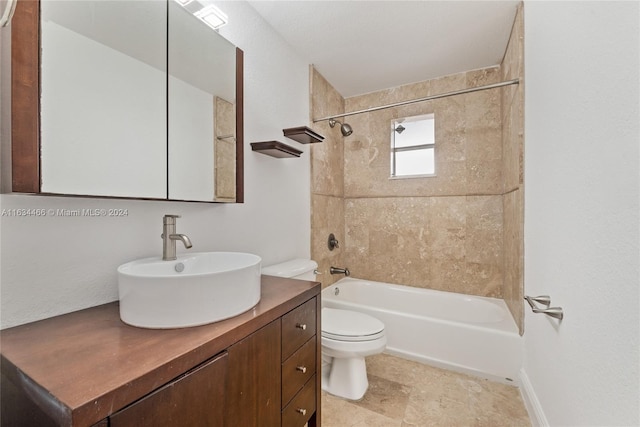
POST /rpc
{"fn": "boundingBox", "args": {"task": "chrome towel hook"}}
[524,295,564,320]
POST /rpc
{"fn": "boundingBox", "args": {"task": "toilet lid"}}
[321,308,385,342]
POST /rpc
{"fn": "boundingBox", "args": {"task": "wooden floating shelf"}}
[282,126,325,144]
[250,141,303,158]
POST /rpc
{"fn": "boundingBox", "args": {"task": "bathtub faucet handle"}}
[328,233,340,250]
[330,266,350,276]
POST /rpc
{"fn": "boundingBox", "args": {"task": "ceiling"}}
[248,1,520,98]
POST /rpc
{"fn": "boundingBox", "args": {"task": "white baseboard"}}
[519,368,549,427]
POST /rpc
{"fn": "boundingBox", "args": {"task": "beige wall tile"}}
[310,67,346,288]
[311,9,524,307]
[310,67,345,197]
[311,128,344,197]
[466,66,502,87]
[311,65,344,121]
[430,72,467,95]
[500,3,525,333]
[311,194,345,288]
[501,82,524,193]
[343,195,504,297]
[339,65,508,297]
[465,196,503,263]
[503,189,524,334]
[343,68,502,200]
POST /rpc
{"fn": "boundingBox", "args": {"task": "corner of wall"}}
[309,68,346,287]
[500,1,525,335]
[519,368,549,427]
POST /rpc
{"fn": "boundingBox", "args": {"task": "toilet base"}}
[321,355,369,400]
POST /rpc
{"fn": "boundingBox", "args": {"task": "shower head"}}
[329,119,353,137]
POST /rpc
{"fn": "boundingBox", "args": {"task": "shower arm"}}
[312,79,519,123]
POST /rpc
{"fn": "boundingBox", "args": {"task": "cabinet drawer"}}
[281,375,316,427]
[281,298,316,361]
[282,337,316,407]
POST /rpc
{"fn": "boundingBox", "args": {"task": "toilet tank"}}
[261,259,318,281]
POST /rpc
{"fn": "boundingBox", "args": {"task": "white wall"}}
[0,1,311,328]
[522,2,639,426]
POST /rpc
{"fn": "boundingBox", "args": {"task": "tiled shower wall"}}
[342,67,505,298]
[310,6,524,333]
[309,67,346,287]
[501,4,525,334]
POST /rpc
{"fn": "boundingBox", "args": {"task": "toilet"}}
[261,259,387,401]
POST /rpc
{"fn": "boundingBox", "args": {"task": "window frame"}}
[390,113,436,179]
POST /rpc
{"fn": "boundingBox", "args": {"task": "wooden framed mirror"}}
[10,0,243,203]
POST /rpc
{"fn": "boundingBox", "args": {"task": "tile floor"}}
[321,353,531,427]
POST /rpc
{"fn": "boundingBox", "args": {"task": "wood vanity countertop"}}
[0,275,320,427]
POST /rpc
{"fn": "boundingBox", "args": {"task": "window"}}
[390,114,435,178]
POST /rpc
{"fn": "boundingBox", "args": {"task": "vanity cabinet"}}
[0,276,321,427]
[225,320,281,426]
[110,351,228,427]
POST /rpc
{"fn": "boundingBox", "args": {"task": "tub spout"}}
[330,266,350,276]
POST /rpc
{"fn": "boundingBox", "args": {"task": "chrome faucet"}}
[329,266,350,276]
[161,214,193,261]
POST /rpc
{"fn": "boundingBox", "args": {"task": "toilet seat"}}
[321,308,385,342]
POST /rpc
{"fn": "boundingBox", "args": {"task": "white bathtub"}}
[322,277,523,384]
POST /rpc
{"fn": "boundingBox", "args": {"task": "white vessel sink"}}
[118,252,261,328]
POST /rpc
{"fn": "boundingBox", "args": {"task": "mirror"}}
[168,0,237,202]
[10,0,243,202]
[40,0,168,198]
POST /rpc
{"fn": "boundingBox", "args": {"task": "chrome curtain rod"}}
[313,78,519,123]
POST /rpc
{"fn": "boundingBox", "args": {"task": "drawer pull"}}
[296,408,307,416]
[296,366,307,373]
[295,323,307,330]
